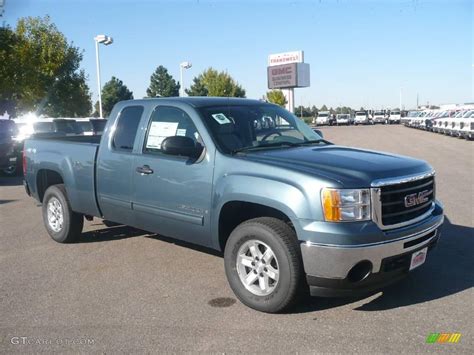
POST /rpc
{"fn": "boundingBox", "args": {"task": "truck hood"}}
[239,145,432,187]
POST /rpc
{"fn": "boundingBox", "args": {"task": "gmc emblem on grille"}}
[404,190,430,208]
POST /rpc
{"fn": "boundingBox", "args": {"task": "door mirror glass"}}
[161,136,202,158]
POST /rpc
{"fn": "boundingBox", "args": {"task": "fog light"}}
[347,261,373,283]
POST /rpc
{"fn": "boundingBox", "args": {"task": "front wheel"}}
[224,217,303,313]
[42,184,83,243]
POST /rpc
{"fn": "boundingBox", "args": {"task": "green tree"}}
[95,77,133,117]
[0,26,19,116]
[186,68,245,97]
[186,76,208,96]
[320,105,328,111]
[265,90,287,107]
[294,105,311,117]
[0,16,91,116]
[146,65,180,97]
[42,71,92,117]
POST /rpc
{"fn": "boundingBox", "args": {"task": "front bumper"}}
[299,203,443,297]
[306,233,439,297]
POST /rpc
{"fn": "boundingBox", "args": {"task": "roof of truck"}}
[125,97,267,108]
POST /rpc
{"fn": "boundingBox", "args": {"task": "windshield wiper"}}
[231,141,298,154]
[231,139,331,155]
[292,139,333,146]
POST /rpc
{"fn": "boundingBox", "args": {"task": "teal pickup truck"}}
[23,97,444,313]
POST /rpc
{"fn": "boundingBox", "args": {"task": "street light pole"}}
[399,87,403,110]
[94,40,103,118]
[94,34,113,118]
[180,66,183,97]
[179,62,192,97]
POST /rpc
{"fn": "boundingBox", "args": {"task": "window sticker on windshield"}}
[176,128,186,136]
[146,121,179,149]
[212,113,232,125]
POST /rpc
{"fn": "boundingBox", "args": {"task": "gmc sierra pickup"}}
[23,97,444,313]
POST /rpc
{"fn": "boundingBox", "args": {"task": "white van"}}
[354,111,369,125]
[315,111,331,125]
[389,110,401,124]
[372,111,386,124]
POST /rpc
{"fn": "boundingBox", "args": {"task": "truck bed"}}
[24,135,102,217]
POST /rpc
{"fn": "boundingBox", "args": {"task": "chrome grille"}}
[371,172,435,230]
[380,176,434,225]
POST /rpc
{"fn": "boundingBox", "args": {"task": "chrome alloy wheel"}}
[47,197,64,232]
[236,239,280,296]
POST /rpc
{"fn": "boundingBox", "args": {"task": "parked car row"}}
[404,109,474,140]
[0,117,106,176]
[313,110,402,126]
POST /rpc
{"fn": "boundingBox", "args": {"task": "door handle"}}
[136,165,154,175]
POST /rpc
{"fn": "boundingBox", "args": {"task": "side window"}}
[113,106,144,151]
[143,106,201,154]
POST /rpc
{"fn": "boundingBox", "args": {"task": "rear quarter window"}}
[113,106,144,151]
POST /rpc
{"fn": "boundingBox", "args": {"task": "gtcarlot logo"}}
[10,336,95,346]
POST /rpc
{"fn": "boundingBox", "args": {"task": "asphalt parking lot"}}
[0,125,472,353]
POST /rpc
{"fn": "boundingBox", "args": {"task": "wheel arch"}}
[215,198,301,252]
[36,169,64,202]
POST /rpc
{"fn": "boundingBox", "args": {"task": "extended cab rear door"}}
[131,104,214,247]
[96,105,145,226]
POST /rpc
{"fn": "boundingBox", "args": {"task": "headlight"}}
[321,188,371,222]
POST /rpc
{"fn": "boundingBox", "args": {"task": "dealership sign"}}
[267,62,310,89]
[268,51,304,67]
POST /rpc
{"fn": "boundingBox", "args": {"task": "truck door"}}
[132,105,214,246]
[96,105,144,226]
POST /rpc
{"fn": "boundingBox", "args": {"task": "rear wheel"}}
[224,217,303,313]
[42,184,83,243]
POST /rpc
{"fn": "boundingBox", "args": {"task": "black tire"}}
[42,184,83,243]
[224,217,303,313]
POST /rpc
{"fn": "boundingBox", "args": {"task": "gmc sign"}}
[267,63,310,89]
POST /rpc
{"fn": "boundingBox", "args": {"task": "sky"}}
[2,0,473,110]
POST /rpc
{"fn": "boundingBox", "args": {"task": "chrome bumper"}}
[300,215,443,279]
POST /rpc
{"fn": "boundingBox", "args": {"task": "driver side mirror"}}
[313,129,324,138]
[161,136,202,158]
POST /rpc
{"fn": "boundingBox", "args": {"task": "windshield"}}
[407,111,419,117]
[78,121,93,132]
[90,119,107,132]
[374,112,384,115]
[318,113,329,117]
[0,120,18,138]
[355,112,366,116]
[198,104,324,154]
[33,122,54,133]
[391,111,400,115]
[54,120,84,134]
